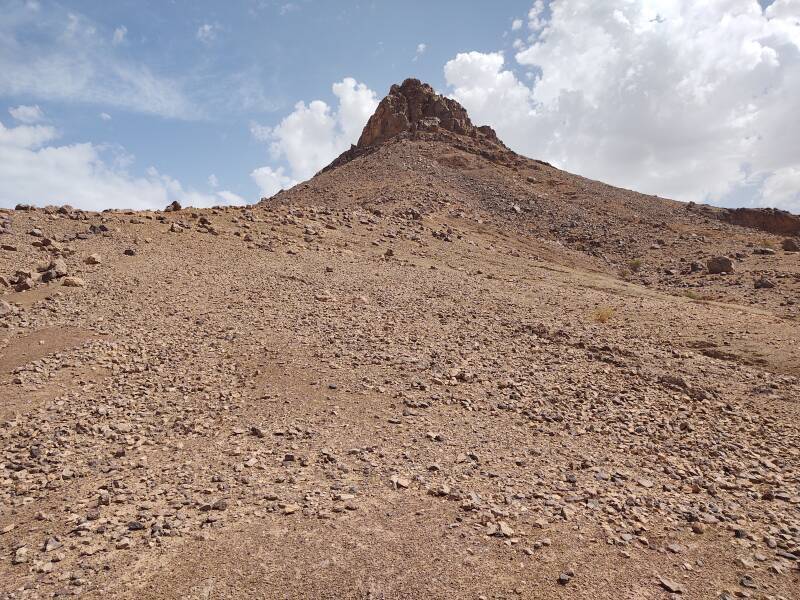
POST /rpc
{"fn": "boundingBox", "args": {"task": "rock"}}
[41,258,69,282]
[658,576,685,594]
[707,256,733,274]
[85,254,102,265]
[14,277,35,292]
[558,570,574,585]
[62,277,85,287]
[0,300,12,317]
[165,200,182,212]
[12,546,28,564]
[390,475,411,489]
[691,522,706,534]
[123,248,137,256]
[496,521,514,537]
[754,277,775,289]
[782,238,799,251]
[43,537,62,552]
[327,78,509,170]
[357,78,495,148]
[116,538,133,550]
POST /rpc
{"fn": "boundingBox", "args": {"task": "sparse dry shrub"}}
[591,306,615,323]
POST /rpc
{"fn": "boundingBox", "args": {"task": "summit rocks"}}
[357,78,500,148]
[324,78,519,172]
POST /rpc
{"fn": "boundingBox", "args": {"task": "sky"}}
[1,0,798,212]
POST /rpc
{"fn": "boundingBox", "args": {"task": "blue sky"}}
[1,0,799,212]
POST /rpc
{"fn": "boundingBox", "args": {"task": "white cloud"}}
[196,23,218,44]
[280,3,300,15]
[511,19,523,31]
[444,0,800,212]
[0,2,198,119]
[9,104,44,123]
[249,121,272,142]
[208,174,219,187]
[0,120,58,148]
[251,165,296,197]
[0,117,239,211]
[216,190,245,204]
[250,77,378,195]
[112,25,126,45]
[413,43,427,61]
[99,112,112,121]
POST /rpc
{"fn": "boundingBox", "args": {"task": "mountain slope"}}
[0,80,799,599]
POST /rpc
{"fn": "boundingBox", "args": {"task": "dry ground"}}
[1,192,798,600]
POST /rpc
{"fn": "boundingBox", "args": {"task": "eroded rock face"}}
[356,78,499,148]
[322,78,515,174]
[721,208,800,236]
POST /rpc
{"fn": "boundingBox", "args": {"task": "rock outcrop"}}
[720,207,800,236]
[356,78,500,147]
[323,78,518,173]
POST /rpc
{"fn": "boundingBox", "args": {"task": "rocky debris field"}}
[1,194,798,600]
[1,81,799,599]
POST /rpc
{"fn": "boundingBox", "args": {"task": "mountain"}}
[1,80,799,599]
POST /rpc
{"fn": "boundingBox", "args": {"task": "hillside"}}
[1,80,799,599]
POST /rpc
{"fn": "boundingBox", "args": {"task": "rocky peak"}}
[357,78,499,148]
[322,78,514,173]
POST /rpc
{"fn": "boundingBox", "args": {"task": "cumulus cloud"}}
[511,19,523,31]
[250,77,378,196]
[0,117,242,211]
[0,1,198,119]
[413,43,427,61]
[445,0,800,212]
[99,112,112,121]
[9,104,44,123]
[251,166,296,198]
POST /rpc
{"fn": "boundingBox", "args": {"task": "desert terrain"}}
[1,80,798,599]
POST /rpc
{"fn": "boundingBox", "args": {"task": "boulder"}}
[62,277,85,288]
[707,256,733,274]
[754,277,776,289]
[782,238,799,252]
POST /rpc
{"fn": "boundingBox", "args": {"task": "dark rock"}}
[754,277,775,289]
[782,238,799,252]
[707,256,733,274]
